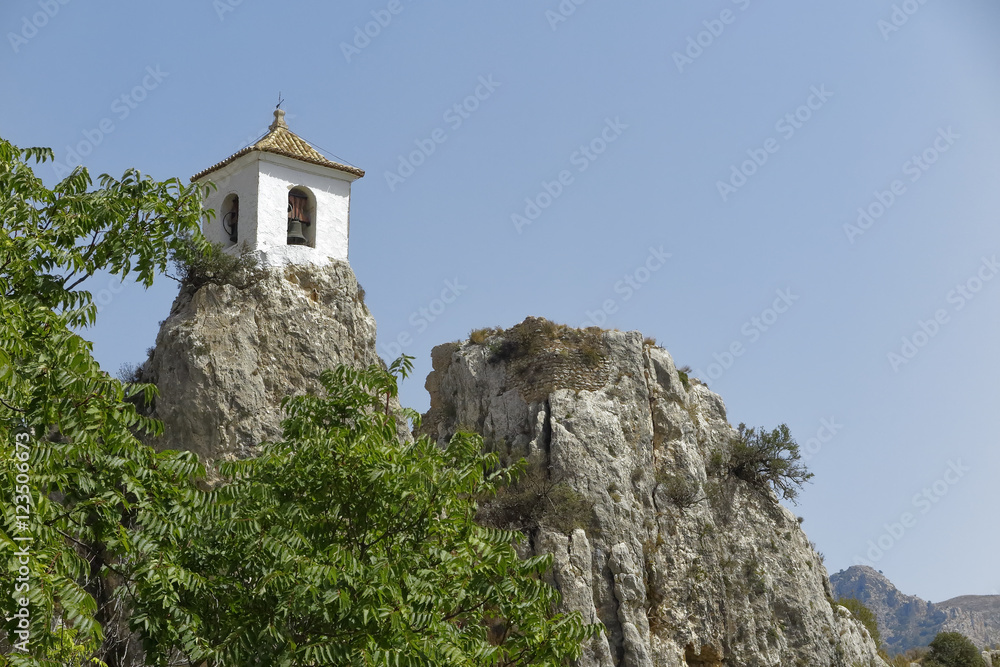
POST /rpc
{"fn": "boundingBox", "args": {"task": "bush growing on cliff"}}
[715,423,813,503]
[168,235,266,290]
[656,470,701,509]
[676,365,692,390]
[476,461,595,534]
[487,317,605,368]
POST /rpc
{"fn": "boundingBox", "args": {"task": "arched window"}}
[221,194,239,245]
[287,188,313,246]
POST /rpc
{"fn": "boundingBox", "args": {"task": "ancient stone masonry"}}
[422,319,888,667]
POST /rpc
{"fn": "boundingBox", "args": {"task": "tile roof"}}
[191,109,365,181]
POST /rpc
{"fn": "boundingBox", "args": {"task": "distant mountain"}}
[831,565,1000,654]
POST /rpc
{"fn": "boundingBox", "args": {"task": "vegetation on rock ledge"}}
[709,423,813,504]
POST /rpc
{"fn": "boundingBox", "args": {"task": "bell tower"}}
[191,108,365,267]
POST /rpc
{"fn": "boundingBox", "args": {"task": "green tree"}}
[135,358,598,666]
[723,423,814,503]
[0,137,207,664]
[837,598,882,651]
[923,632,985,667]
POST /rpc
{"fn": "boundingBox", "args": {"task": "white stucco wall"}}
[197,153,260,248]
[194,151,357,268]
[256,153,354,266]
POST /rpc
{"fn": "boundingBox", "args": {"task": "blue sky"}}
[2,0,999,603]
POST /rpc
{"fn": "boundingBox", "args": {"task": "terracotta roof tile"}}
[191,109,364,181]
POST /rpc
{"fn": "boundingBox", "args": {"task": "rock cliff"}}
[831,565,1000,654]
[142,260,381,462]
[937,596,1000,653]
[421,318,887,667]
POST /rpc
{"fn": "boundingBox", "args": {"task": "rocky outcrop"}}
[938,596,1000,652]
[142,260,381,461]
[831,566,1000,654]
[422,319,887,667]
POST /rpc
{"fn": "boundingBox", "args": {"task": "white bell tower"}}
[191,108,365,267]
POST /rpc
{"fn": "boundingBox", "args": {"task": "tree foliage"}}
[0,137,207,664]
[722,423,814,503]
[923,632,985,667]
[134,358,598,666]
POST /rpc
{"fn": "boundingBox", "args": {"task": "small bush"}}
[721,423,814,503]
[579,340,603,367]
[676,365,692,390]
[486,317,605,367]
[476,462,594,534]
[469,327,499,345]
[656,471,700,509]
[706,450,727,476]
[169,236,267,290]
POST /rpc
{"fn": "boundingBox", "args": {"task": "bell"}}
[287,219,308,245]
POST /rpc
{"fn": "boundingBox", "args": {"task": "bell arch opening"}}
[221,193,240,246]
[287,187,316,248]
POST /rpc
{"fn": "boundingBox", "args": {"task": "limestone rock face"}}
[422,321,887,667]
[832,565,1000,654]
[937,596,1000,652]
[144,261,380,461]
